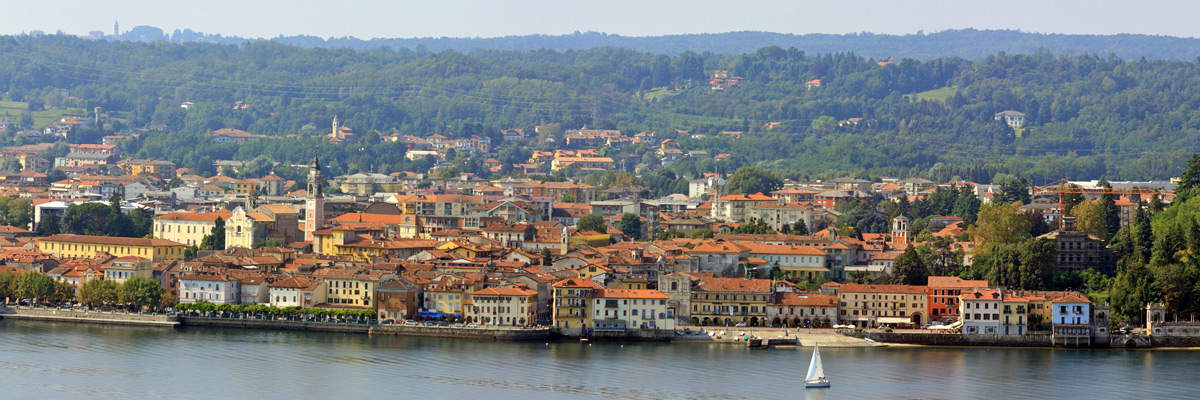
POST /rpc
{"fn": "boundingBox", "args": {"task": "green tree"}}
[992,174,1031,205]
[970,202,1032,247]
[1070,201,1109,240]
[791,220,809,235]
[16,272,56,302]
[127,207,155,238]
[118,277,163,310]
[888,246,928,285]
[0,197,32,227]
[61,202,112,235]
[105,194,135,237]
[200,217,226,250]
[18,111,32,129]
[77,279,120,306]
[576,214,607,233]
[1176,154,1200,203]
[1016,238,1057,290]
[0,271,16,302]
[810,115,837,131]
[51,280,75,303]
[617,213,643,240]
[733,218,773,234]
[689,229,715,239]
[725,166,782,195]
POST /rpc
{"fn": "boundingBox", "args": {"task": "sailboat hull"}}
[805,380,830,389]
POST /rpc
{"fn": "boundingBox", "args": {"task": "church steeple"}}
[304,156,325,241]
[307,157,323,197]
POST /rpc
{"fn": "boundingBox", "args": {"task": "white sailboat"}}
[804,346,830,388]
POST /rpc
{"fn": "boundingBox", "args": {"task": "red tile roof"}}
[839,283,927,295]
[696,277,772,293]
[473,287,538,297]
[40,234,183,247]
[777,292,837,307]
[598,289,668,299]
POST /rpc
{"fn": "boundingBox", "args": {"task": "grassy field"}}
[0,101,129,128]
[0,100,87,128]
[641,86,683,101]
[906,86,958,103]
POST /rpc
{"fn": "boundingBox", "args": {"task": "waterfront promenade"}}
[675,325,882,347]
[0,305,179,327]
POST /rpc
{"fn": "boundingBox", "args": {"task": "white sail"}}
[805,346,824,382]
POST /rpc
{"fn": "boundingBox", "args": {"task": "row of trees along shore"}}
[0,271,164,310]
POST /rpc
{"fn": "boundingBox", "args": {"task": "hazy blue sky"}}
[7,0,1200,38]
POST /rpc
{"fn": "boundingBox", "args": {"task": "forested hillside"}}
[119,27,1200,60]
[2,35,1200,182]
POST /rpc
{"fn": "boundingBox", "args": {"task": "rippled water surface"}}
[2,319,1196,399]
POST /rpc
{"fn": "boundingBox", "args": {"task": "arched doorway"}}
[911,313,922,327]
[749,317,758,326]
[772,317,782,327]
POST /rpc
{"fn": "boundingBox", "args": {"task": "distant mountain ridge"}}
[88,26,1200,60]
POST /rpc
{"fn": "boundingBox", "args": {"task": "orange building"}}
[926,276,990,323]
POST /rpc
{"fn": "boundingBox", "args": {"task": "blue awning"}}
[419,312,461,318]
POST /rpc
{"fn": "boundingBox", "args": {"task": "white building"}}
[465,287,539,327]
[268,276,327,308]
[179,274,241,304]
[959,289,1001,335]
[591,289,675,332]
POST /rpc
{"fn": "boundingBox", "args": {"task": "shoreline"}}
[7,308,1200,350]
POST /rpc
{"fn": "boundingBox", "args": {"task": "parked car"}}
[465,323,479,328]
[404,320,420,326]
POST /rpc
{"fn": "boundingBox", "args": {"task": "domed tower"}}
[304,157,324,241]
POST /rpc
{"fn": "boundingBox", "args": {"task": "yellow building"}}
[465,287,539,327]
[1001,296,1030,336]
[552,278,604,333]
[689,277,773,326]
[117,159,176,179]
[38,234,185,260]
[152,210,232,248]
[311,268,393,309]
[836,284,928,328]
[312,225,435,260]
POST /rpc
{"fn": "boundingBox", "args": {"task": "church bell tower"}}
[304,157,324,241]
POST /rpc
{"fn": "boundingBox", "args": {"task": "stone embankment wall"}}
[844,331,1054,347]
[370,324,552,341]
[0,306,179,327]
[179,316,369,333]
[587,329,673,341]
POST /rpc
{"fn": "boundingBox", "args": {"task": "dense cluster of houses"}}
[0,124,1182,339]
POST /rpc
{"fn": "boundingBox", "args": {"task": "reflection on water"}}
[3,319,1199,399]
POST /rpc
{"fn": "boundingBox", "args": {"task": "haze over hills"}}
[66,26,1200,60]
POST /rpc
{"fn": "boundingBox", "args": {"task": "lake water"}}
[1,319,1195,399]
